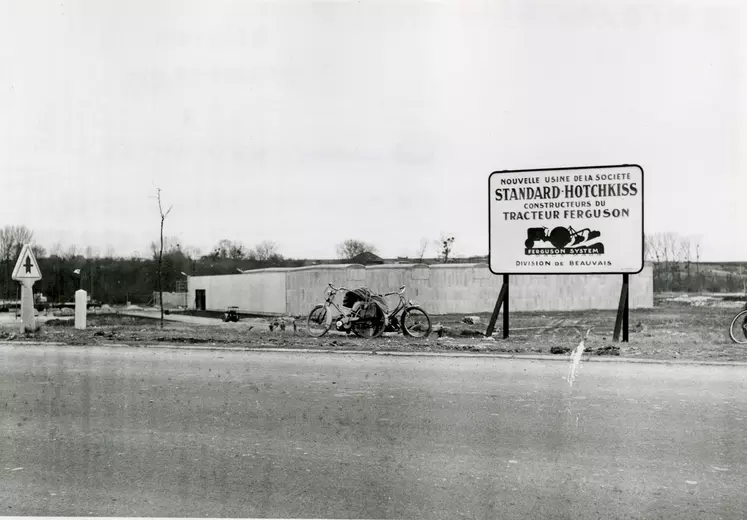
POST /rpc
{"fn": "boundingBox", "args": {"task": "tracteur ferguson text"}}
[525,226,601,249]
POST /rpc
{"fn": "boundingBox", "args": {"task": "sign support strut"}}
[613,273,630,342]
[485,274,509,338]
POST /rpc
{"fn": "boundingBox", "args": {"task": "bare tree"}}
[679,237,692,291]
[647,232,700,292]
[252,240,282,262]
[336,239,377,260]
[652,232,677,291]
[150,236,181,258]
[694,241,702,292]
[417,238,428,262]
[9,225,34,258]
[212,239,231,259]
[229,242,247,260]
[438,234,455,263]
[31,244,46,259]
[0,225,35,298]
[50,242,64,258]
[0,228,15,299]
[645,233,664,290]
[64,245,78,261]
[211,239,246,260]
[643,233,661,264]
[154,187,173,329]
[183,245,202,260]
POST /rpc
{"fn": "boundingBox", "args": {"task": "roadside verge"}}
[2,340,747,367]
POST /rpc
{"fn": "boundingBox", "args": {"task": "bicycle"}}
[306,284,432,339]
[306,283,387,339]
[379,285,432,338]
[728,304,747,344]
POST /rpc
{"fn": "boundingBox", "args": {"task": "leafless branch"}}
[154,187,173,329]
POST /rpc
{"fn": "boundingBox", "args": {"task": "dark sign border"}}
[488,164,645,276]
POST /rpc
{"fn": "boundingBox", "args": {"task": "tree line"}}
[0,225,309,305]
[0,225,420,305]
[645,232,746,293]
[11,224,736,306]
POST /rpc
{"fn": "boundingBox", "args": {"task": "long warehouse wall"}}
[187,263,654,316]
[188,270,287,315]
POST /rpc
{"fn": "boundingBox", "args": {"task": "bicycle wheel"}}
[352,304,386,339]
[306,305,330,338]
[729,309,747,344]
[401,306,432,338]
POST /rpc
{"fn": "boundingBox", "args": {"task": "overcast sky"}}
[0,0,745,261]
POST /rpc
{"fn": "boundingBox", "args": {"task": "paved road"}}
[1,345,746,519]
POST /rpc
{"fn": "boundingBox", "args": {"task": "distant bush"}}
[45,319,73,327]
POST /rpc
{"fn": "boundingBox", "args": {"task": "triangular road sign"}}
[12,244,42,281]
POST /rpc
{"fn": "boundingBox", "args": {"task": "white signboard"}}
[489,165,644,275]
[12,244,42,281]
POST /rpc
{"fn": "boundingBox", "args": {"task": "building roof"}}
[348,251,385,265]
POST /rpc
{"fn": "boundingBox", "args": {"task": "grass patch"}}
[43,313,167,328]
[170,309,279,320]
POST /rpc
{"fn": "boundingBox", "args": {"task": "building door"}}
[195,290,206,311]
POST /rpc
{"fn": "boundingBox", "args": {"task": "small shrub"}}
[22,322,43,334]
[45,319,73,327]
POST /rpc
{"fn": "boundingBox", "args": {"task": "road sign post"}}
[12,244,42,333]
[19,280,35,332]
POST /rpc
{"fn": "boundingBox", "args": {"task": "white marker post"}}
[75,290,87,329]
[11,244,42,334]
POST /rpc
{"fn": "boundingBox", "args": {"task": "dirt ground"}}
[1,298,746,362]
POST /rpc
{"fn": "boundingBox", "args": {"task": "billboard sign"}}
[489,165,644,275]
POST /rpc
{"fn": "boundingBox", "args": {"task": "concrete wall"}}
[285,264,366,315]
[187,263,654,316]
[188,270,287,315]
[285,263,654,315]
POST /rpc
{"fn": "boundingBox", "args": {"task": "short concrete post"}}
[75,289,87,330]
[20,280,35,333]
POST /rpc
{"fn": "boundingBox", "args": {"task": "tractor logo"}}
[524,226,604,255]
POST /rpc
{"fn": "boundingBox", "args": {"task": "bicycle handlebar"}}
[328,283,405,297]
[383,285,407,297]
